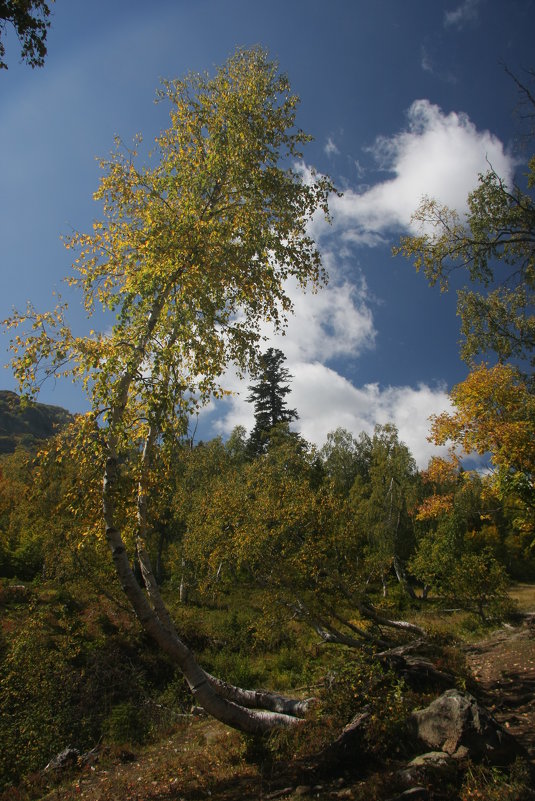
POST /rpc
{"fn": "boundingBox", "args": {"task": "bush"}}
[320,652,410,759]
[269,650,412,762]
[104,702,148,745]
[0,589,163,788]
[449,550,512,622]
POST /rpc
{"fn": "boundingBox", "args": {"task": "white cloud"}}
[313,99,513,245]
[419,47,457,84]
[205,99,510,469]
[210,360,451,469]
[324,137,340,157]
[291,364,452,468]
[420,46,434,74]
[259,273,375,363]
[353,159,366,179]
[202,271,450,468]
[444,0,482,29]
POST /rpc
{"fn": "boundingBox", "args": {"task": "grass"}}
[3,720,261,801]
[508,582,535,612]
[2,580,534,801]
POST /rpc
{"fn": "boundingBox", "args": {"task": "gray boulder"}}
[397,751,458,789]
[411,689,524,764]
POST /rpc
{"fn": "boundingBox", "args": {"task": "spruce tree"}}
[247,348,298,456]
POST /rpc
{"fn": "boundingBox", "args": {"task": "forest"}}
[0,47,534,801]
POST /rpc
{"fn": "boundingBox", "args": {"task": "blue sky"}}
[1,0,534,465]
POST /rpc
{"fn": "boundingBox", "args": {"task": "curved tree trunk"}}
[357,602,426,636]
[105,469,303,731]
[103,378,307,732]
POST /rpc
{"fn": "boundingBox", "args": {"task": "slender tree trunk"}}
[102,346,306,731]
[179,569,188,604]
[105,451,302,731]
[392,554,417,599]
[155,529,166,584]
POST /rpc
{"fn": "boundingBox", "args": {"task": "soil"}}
[465,613,535,762]
[13,612,535,800]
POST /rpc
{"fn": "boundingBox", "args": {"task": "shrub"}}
[269,650,412,762]
[104,701,148,745]
[460,760,532,801]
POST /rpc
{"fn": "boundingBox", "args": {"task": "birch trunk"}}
[101,321,306,732]
[104,452,302,732]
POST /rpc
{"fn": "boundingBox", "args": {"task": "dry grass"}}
[508,583,535,613]
[4,585,534,801]
[26,719,262,801]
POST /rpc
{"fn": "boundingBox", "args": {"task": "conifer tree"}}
[247,348,298,455]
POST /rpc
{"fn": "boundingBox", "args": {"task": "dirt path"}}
[465,614,535,760]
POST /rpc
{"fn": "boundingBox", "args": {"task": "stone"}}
[411,689,524,764]
[397,750,458,788]
[408,751,451,768]
[397,789,429,800]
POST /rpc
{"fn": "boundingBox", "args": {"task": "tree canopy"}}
[0,0,53,69]
[3,47,333,732]
[394,159,535,371]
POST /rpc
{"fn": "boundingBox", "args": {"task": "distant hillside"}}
[0,390,73,454]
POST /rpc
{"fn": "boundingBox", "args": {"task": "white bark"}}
[101,297,307,733]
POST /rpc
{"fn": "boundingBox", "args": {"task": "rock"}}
[411,689,525,764]
[266,789,293,799]
[397,750,458,788]
[408,751,452,768]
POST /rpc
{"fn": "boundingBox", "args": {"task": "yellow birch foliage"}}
[430,363,535,539]
[430,364,535,476]
[4,48,333,445]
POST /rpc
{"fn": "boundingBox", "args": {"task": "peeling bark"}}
[101,305,308,733]
[357,602,427,636]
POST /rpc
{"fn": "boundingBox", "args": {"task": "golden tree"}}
[4,48,333,732]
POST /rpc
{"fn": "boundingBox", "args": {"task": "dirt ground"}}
[465,613,535,760]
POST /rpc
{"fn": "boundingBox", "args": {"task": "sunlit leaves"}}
[430,363,535,542]
[5,48,332,453]
[395,167,535,368]
[430,363,535,477]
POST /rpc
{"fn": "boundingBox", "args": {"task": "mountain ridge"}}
[0,390,73,453]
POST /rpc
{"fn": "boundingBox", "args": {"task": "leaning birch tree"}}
[3,48,333,732]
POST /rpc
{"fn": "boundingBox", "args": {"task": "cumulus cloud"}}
[206,99,510,468]
[210,359,451,469]
[444,0,482,29]
[294,368,452,468]
[311,99,513,246]
[260,273,375,364]
[202,270,451,468]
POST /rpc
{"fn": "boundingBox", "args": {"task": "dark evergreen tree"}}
[246,348,298,456]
